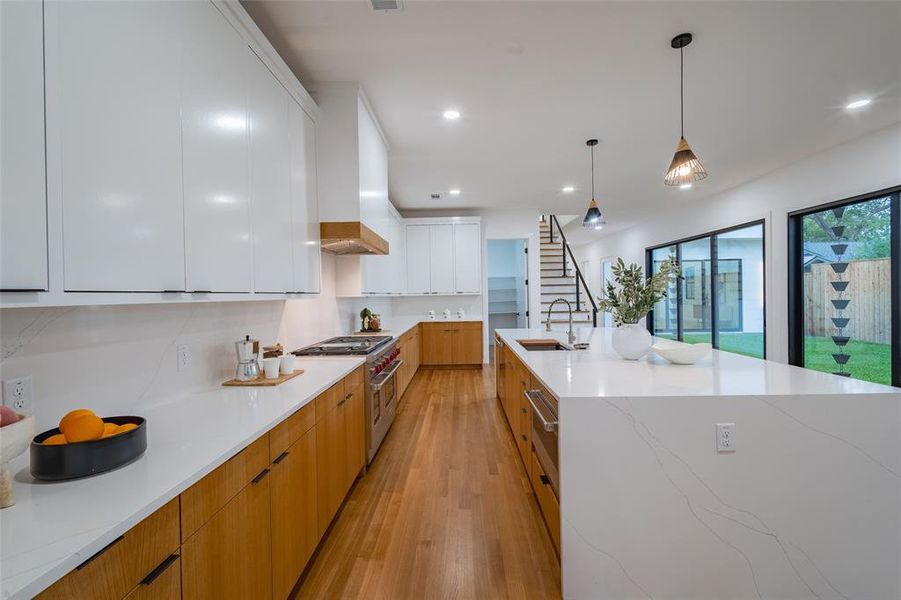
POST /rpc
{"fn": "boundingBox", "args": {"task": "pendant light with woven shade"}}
[664,33,707,186]
[582,139,606,230]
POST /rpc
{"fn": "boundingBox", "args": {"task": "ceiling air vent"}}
[371,0,403,11]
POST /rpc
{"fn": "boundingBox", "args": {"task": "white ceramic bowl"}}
[652,340,712,365]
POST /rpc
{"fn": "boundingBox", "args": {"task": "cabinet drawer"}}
[530,451,560,554]
[344,365,365,394]
[180,435,269,541]
[122,554,181,600]
[314,379,345,419]
[453,321,482,331]
[269,401,316,460]
[36,498,180,600]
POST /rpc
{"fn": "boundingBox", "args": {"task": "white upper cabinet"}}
[390,212,407,294]
[57,1,185,292]
[247,49,292,293]
[290,100,321,294]
[429,224,455,294]
[1,0,47,290]
[403,220,481,295]
[181,1,252,293]
[406,225,431,294]
[453,223,481,293]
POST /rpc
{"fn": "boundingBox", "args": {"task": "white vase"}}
[612,324,653,360]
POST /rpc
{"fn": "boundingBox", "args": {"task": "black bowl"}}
[30,416,147,481]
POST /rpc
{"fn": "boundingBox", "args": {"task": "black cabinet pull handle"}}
[345,393,353,400]
[140,554,179,585]
[76,535,124,570]
[539,474,551,486]
[273,451,290,464]
[252,468,270,484]
[521,407,527,414]
[521,434,527,441]
[190,290,212,293]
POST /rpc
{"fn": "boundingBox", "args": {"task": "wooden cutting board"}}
[222,369,304,387]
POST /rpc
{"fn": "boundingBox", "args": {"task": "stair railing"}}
[547,215,599,327]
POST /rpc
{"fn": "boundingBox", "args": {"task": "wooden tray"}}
[222,369,304,387]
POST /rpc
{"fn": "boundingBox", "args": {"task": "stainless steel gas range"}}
[292,336,403,463]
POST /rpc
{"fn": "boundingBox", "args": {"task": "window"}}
[647,221,765,358]
[788,188,900,386]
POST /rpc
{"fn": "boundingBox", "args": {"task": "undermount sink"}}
[517,339,574,351]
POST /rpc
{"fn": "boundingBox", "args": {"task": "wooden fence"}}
[803,258,891,343]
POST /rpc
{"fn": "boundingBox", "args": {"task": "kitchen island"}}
[496,327,900,600]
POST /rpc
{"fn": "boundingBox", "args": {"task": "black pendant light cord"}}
[590,143,595,198]
[680,46,684,138]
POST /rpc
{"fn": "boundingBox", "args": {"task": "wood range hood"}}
[319,221,389,255]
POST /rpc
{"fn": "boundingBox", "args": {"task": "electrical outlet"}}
[177,344,190,372]
[716,423,736,453]
[3,376,34,413]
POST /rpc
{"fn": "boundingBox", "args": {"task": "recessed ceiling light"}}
[443,110,461,120]
[449,189,461,196]
[680,183,693,190]
[845,98,872,110]
[562,186,575,193]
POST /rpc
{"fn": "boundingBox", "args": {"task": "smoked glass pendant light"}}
[582,139,606,229]
[664,33,708,186]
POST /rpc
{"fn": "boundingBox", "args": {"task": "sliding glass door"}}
[647,221,765,358]
[788,189,900,386]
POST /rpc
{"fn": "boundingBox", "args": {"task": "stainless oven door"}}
[368,359,404,463]
[526,388,559,497]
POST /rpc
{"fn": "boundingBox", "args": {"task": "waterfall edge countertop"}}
[0,357,364,600]
[497,327,900,398]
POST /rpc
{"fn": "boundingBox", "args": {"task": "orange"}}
[63,414,104,443]
[101,422,119,438]
[43,433,67,445]
[114,423,138,435]
[59,409,96,436]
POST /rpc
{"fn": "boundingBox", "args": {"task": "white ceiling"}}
[242,0,901,236]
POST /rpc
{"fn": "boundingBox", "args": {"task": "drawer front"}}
[345,364,365,394]
[122,554,181,600]
[453,321,482,331]
[37,498,180,600]
[314,379,345,419]
[269,401,316,460]
[180,435,270,541]
[530,451,561,554]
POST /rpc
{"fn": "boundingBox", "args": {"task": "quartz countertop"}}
[0,357,364,600]
[497,327,899,399]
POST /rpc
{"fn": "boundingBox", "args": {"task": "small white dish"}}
[652,339,712,365]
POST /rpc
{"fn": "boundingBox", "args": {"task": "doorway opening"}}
[487,239,529,353]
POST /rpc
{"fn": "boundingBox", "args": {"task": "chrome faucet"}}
[545,298,576,344]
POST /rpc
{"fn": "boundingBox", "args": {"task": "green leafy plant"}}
[597,257,680,326]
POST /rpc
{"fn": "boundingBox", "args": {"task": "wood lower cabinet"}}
[270,427,317,600]
[396,325,421,399]
[36,499,180,600]
[315,366,366,535]
[344,376,366,490]
[39,367,377,600]
[421,321,483,366]
[503,344,561,558]
[181,469,272,600]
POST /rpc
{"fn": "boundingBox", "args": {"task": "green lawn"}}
[804,336,891,386]
[676,332,891,385]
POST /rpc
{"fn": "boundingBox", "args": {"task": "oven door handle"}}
[371,360,404,391]
[525,389,558,432]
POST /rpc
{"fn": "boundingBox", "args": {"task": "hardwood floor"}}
[294,366,561,600]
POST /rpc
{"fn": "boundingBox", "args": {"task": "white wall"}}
[0,254,355,431]
[573,123,901,362]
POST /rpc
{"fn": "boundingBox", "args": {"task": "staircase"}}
[539,218,596,325]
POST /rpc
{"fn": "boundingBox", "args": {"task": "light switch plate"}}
[716,423,736,452]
